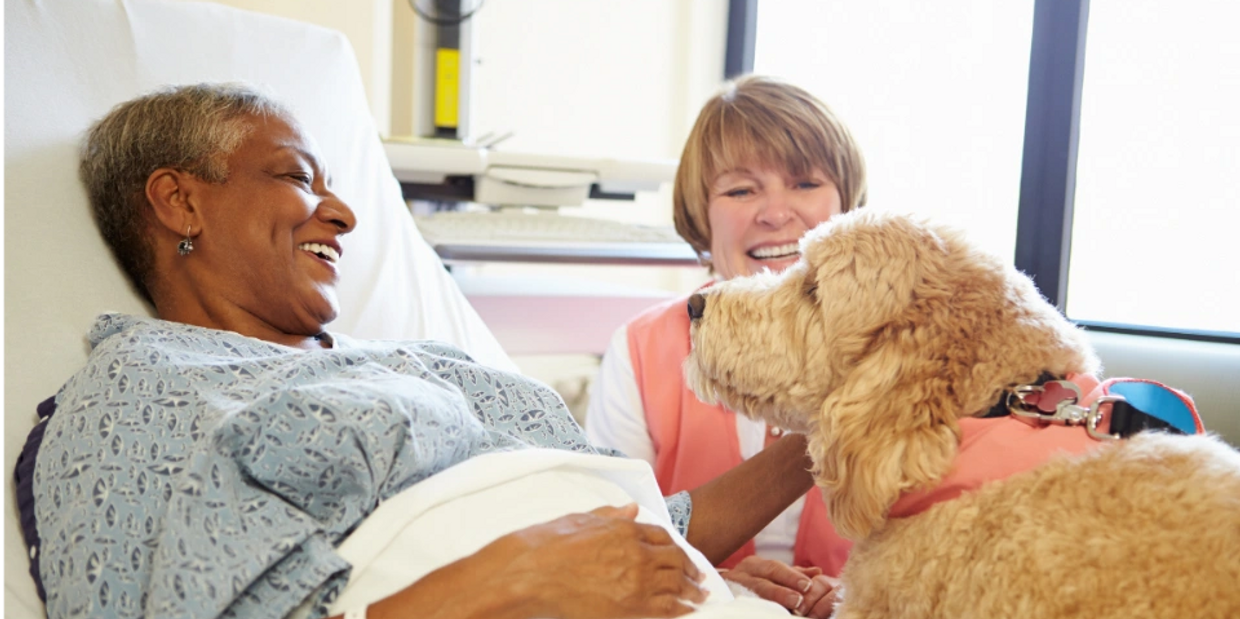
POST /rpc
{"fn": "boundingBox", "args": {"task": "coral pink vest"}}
[626,294,852,573]
[888,374,1203,518]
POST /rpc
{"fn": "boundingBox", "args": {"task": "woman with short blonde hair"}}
[588,74,868,619]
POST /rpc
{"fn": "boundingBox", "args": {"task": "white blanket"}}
[325,449,790,618]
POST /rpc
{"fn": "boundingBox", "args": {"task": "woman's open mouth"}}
[299,242,340,264]
[748,242,799,261]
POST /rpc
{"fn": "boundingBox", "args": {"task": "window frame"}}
[732,0,1240,344]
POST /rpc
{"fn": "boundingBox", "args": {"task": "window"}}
[1068,0,1240,334]
[748,0,1240,339]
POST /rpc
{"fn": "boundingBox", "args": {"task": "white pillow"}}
[5,0,512,614]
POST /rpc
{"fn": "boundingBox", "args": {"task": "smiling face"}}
[706,165,843,281]
[169,114,357,343]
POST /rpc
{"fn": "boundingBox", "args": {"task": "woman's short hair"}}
[79,83,291,303]
[673,75,868,270]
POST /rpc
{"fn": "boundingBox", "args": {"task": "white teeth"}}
[299,242,339,263]
[749,243,800,260]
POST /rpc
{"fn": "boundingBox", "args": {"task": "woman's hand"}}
[718,557,840,618]
[363,504,708,619]
[500,503,709,619]
[791,568,841,619]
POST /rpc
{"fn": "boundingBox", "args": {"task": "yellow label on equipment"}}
[435,48,460,129]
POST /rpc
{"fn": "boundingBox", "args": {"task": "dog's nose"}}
[687,293,706,321]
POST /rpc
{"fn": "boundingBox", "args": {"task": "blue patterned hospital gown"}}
[34,313,692,619]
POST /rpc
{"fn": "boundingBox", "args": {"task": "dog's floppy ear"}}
[808,318,962,541]
[800,211,964,538]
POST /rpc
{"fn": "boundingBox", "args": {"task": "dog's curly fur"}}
[685,210,1240,618]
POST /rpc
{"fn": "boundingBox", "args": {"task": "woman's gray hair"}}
[79,83,292,304]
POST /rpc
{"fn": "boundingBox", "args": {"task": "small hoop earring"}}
[177,225,194,256]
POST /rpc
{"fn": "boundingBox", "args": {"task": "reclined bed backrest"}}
[4,0,513,614]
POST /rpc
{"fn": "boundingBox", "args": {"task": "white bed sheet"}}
[322,450,789,619]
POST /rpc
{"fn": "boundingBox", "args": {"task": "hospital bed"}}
[2,1,708,617]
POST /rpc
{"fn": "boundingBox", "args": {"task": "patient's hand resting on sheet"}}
[373,504,708,619]
[507,505,708,616]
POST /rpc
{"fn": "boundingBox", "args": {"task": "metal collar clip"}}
[1006,379,1119,441]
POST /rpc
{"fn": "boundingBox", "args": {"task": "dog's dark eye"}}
[806,284,818,299]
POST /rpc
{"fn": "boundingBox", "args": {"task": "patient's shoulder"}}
[86,312,154,348]
[86,312,232,355]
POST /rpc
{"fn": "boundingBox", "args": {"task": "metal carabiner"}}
[1085,395,1122,441]
[1007,379,1083,424]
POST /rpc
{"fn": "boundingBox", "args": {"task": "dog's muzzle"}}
[687,293,706,321]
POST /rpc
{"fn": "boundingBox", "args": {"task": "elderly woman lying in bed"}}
[23,84,837,619]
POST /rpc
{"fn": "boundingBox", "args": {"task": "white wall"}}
[469,0,723,161]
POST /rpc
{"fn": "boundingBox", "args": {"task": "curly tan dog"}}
[684,209,1240,619]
